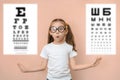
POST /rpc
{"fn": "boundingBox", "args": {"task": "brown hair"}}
[48,18,76,51]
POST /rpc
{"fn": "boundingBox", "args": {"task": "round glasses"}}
[49,26,66,33]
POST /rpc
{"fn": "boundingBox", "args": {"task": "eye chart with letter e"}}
[3,4,38,55]
[86,4,116,55]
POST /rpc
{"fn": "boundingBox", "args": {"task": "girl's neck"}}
[53,40,66,45]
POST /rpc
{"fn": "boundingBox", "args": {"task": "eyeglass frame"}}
[49,26,67,33]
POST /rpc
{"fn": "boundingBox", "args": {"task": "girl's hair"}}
[48,18,76,51]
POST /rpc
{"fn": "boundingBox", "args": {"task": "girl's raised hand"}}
[92,57,102,67]
[17,63,27,73]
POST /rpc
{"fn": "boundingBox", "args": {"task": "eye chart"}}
[3,4,38,55]
[86,4,116,55]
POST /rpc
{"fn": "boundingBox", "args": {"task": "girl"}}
[18,18,102,80]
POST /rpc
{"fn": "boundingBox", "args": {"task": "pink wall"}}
[0,0,120,80]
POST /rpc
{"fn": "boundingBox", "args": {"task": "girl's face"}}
[49,21,68,44]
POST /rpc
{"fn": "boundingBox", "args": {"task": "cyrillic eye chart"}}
[86,4,116,55]
[3,4,38,55]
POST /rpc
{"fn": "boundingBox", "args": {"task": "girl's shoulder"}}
[65,42,73,47]
[43,42,73,48]
[43,43,51,47]
[42,43,53,48]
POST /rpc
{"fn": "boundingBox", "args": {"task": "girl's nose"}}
[55,30,59,34]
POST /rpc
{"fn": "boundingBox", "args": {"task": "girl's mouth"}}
[56,36,59,38]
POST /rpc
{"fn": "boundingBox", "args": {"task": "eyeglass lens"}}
[50,26,66,33]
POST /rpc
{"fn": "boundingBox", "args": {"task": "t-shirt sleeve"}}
[70,50,77,58]
[69,46,77,58]
[40,46,48,59]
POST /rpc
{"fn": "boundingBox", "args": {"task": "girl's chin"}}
[54,39,65,43]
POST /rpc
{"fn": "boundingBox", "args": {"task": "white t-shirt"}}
[40,42,77,80]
